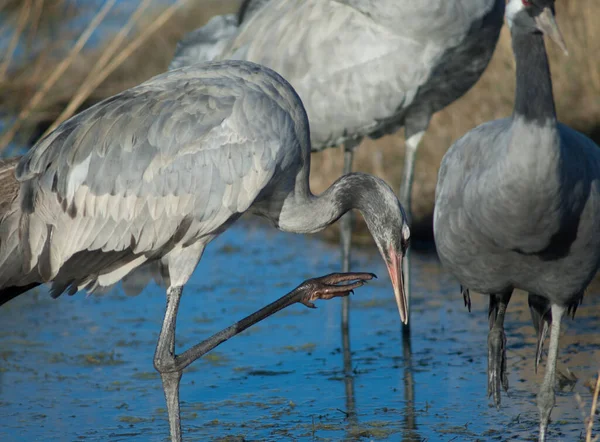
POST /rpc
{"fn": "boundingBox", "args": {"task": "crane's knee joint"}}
[154,355,178,374]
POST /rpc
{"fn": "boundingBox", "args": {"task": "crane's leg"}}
[487,291,512,407]
[537,303,565,442]
[154,286,184,442]
[528,294,551,373]
[154,273,374,442]
[400,126,426,333]
[340,138,361,329]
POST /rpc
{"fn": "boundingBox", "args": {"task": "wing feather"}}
[8,62,299,293]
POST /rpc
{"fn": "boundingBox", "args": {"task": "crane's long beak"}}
[536,7,568,55]
[386,245,407,325]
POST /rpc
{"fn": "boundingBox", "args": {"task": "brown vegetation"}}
[0,0,598,240]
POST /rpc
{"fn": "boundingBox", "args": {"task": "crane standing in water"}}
[0,61,410,442]
[434,1,600,440]
[169,0,506,330]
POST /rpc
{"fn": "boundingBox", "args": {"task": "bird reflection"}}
[340,307,421,441]
[401,330,420,442]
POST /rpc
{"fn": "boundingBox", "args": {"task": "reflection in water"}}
[402,329,420,442]
[341,318,358,430]
[341,299,421,441]
[1,221,598,441]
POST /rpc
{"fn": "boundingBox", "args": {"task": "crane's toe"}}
[297,272,375,308]
[487,326,508,407]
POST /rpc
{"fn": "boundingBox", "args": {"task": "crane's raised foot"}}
[297,272,375,308]
[487,326,509,406]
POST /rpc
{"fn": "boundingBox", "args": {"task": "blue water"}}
[1,219,598,441]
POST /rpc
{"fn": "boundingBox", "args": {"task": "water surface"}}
[1,220,598,441]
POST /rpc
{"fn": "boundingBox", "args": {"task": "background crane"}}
[433,1,599,440]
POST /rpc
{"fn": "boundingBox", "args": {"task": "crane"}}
[0,60,410,442]
[170,0,506,330]
[433,1,599,440]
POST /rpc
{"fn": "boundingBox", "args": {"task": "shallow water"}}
[0,220,598,441]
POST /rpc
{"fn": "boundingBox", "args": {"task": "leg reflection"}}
[342,317,358,429]
[402,330,420,441]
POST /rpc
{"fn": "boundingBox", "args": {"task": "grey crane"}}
[169,0,506,330]
[0,60,409,442]
[433,1,599,440]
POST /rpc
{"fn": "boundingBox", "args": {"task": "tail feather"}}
[169,14,238,70]
[0,158,35,305]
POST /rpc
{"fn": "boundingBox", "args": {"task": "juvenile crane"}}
[0,61,410,442]
[170,0,506,328]
[433,1,599,440]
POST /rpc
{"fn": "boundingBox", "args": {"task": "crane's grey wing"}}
[222,0,497,148]
[333,0,496,38]
[169,0,273,71]
[434,120,510,262]
[6,63,294,293]
[169,14,239,70]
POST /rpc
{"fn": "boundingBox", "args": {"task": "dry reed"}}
[0,0,598,237]
[0,0,117,149]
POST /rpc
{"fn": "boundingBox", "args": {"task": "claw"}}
[314,272,376,285]
[297,272,374,309]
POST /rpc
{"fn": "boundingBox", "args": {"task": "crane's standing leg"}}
[537,303,565,442]
[487,291,512,407]
[153,273,373,442]
[154,285,185,442]
[400,121,428,332]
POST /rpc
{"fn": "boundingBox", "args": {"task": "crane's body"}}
[0,60,409,442]
[433,1,598,440]
[1,62,310,297]
[170,0,506,328]
[435,119,600,299]
[215,0,505,151]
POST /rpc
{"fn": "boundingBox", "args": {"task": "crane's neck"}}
[275,173,398,235]
[511,30,557,124]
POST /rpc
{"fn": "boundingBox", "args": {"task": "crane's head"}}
[351,174,411,325]
[506,0,568,54]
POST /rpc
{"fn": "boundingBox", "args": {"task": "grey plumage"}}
[433,1,598,440]
[0,60,410,441]
[168,0,270,71]
[174,0,504,151]
[170,0,506,327]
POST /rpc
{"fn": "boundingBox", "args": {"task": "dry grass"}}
[0,0,240,146]
[0,0,598,239]
[577,372,600,442]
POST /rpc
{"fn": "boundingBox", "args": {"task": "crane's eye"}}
[401,223,411,252]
